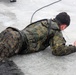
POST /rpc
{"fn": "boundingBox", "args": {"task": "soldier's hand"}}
[73,41,76,46]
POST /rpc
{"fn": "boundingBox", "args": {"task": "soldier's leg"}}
[0,27,22,60]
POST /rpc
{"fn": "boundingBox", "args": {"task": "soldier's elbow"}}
[52,51,60,56]
[52,50,65,56]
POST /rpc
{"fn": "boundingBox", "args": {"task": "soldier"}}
[0,12,76,61]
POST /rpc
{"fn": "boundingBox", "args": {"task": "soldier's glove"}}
[69,45,76,52]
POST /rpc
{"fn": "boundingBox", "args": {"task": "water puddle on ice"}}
[0,11,16,27]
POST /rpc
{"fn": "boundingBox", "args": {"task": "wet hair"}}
[55,12,70,26]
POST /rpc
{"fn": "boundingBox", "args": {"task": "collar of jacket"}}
[48,19,60,31]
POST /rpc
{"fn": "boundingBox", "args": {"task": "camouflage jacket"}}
[21,19,76,56]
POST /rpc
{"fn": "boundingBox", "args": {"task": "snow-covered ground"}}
[0,0,76,75]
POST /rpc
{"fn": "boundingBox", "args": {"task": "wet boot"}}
[0,59,24,75]
[10,0,16,2]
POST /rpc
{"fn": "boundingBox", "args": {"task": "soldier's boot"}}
[10,0,16,2]
[0,59,24,75]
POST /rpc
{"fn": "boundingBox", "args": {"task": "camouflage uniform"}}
[21,19,76,55]
[0,19,76,60]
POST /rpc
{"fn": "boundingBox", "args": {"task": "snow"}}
[0,0,76,75]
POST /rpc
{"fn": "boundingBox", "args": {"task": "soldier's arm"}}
[50,30,76,56]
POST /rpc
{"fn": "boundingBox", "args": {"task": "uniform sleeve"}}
[50,30,76,56]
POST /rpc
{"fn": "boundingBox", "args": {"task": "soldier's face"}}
[60,24,67,30]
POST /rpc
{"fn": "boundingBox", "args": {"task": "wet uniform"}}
[0,19,76,60]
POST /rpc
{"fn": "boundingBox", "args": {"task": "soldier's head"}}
[55,12,70,30]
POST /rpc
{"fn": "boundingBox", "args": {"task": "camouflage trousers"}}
[0,27,23,61]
